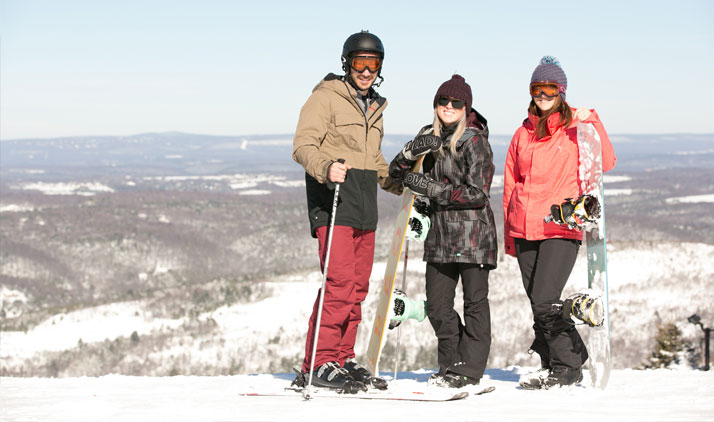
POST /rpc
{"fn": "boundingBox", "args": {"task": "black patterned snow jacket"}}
[389,110,498,267]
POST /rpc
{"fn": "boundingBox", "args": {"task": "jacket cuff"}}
[388,151,414,183]
[324,161,336,189]
[504,235,516,257]
[426,178,445,200]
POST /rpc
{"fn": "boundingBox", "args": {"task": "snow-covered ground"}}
[666,194,714,204]
[6,174,306,196]
[2,242,713,375]
[10,181,115,196]
[2,368,713,421]
[5,173,637,198]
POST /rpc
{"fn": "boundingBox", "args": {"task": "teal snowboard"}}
[577,122,612,389]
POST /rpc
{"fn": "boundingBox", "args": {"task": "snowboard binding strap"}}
[544,194,601,230]
[552,292,605,327]
[388,289,427,329]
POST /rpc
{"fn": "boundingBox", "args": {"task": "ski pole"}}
[304,159,345,400]
[393,240,408,381]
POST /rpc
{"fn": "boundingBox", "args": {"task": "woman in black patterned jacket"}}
[389,74,498,387]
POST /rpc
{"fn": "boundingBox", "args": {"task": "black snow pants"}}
[425,262,491,381]
[514,238,588,370]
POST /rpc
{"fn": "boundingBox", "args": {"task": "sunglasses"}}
[529,83,561,98]
[437,96,466,109]
[351,55,382,73]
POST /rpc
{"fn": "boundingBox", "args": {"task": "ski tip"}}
[449,391,469,400]
[477,386,496,395]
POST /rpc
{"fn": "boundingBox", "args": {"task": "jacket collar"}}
[315,73,385,106]
[525,110,568,141]
[524,105,577,139]
[315,73,388,123]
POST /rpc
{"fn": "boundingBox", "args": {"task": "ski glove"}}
[401,134,442,161]
[544,194,601,230]
[403,172,434,196]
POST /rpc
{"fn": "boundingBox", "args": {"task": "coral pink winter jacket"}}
[503,108,616,256]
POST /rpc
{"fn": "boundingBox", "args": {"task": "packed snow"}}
[1,369,713,421]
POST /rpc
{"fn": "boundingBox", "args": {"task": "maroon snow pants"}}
[301,225,375,373]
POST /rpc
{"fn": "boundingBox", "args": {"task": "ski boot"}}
[291,367,305,388]
[542,365,583,389]
[429,363,480,389]
[343,358,388,390]
[427,371,447,387]
[388,289,427,329]
[519,367,551,390]
[441,373,480,388]
[519,342,552,390]
[518,361,551,390]
[442,363,480,388]
[297,361,366,394]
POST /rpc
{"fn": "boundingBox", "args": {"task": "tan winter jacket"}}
[292,73,401,237]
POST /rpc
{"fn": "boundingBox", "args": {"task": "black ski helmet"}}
[341,30,384,73]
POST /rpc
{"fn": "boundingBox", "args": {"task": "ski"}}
[577,122,612,390]
[365,157,424,376]
[239,386,494,402]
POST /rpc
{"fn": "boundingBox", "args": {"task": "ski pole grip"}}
[336,158,346,184]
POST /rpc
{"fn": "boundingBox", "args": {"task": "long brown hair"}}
[528,96,572,139]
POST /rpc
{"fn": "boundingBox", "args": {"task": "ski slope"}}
[2,368,713,421]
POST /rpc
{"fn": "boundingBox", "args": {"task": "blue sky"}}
[1,0,713,139]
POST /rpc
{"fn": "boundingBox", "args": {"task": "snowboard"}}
[365,157,423,376]
[577,122,612,389]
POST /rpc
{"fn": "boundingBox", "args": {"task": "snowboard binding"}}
[406,199,431,241]
[544,194,601,230]
[388,289,427,329]
[553,292,605,327]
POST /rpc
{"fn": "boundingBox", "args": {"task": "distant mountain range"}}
[2,132,713,182]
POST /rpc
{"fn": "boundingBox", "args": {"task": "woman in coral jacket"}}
[503,56,616,389]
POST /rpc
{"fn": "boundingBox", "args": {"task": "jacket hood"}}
[457,109,489,147]
[467,108,487,131]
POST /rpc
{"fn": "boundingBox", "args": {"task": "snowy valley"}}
[1,132,714,420]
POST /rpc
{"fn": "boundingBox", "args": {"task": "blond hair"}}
[432,111,467,155]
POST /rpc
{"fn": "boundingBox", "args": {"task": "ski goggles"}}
[529,83,563,98]
[350,55,382,73]
[436,96,466,109]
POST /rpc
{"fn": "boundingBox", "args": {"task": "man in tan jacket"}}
[292,30,401,393]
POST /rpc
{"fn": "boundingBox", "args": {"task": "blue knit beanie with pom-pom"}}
[530,56,567,100]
